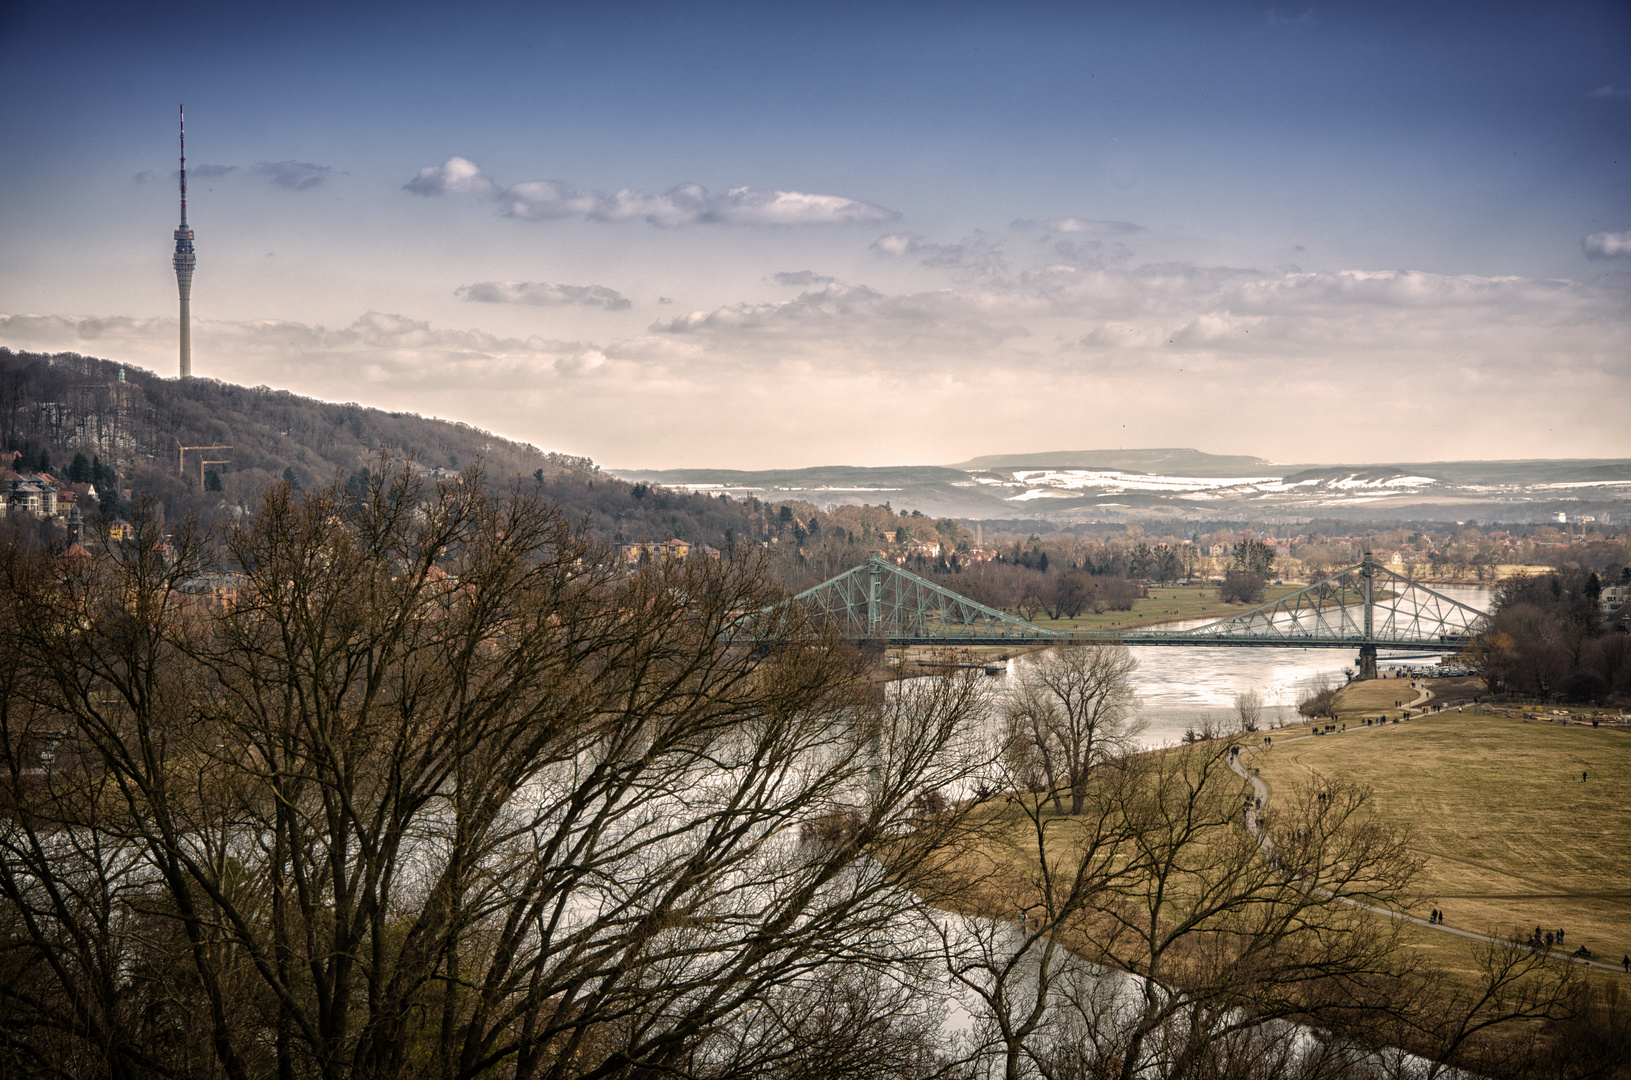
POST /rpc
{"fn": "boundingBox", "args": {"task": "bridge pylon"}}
[1358,551,1378,678]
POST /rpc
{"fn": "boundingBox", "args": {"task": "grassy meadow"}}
[1249,708,1631,967]
[1024,581,1306,633]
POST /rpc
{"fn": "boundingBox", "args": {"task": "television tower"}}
[173,104,196,378]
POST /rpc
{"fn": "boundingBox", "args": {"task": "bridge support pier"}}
[1357,644,1378,680]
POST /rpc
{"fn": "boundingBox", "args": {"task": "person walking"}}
[1622,954,1629,974]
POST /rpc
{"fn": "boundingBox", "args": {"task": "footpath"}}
[1230,681,1627,976]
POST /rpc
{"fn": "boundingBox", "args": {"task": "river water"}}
[1002,584,1493,749]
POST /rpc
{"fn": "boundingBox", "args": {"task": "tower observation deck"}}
[173,104,196,378]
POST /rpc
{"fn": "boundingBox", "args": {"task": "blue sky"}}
[2,1,1627,467]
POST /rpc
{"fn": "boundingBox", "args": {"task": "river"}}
[1001,584,1493,749]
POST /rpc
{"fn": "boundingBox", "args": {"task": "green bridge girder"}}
[790,554,1488,665]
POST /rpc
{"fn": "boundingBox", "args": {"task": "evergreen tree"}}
[68,453,90,483]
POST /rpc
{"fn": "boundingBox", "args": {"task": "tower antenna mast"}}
[173,104,196,378]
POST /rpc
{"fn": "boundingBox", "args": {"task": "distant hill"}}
[0,348,756,547]
[952,448,1277,476]
[612,452,1631,525]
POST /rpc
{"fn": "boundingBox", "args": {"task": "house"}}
[8,483,48,517]
[176,572,244,612]
[617,538,699,565]
[107,519,135,541]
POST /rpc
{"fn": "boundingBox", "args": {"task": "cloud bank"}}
[456,281,631,310]
[5,260,1626,466]
[404,157,897,227]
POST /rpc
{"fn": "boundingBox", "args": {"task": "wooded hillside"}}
[0,348,757,547]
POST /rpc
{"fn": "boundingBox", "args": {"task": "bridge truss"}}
[792,556,1048,642]
[790,553,1489,674]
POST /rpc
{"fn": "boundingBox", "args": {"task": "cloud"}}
[404,156,501,197]
[1051,238,1134,268]
[1583,230,1631,259]
[254,161,335,190]
[648,282,1034,354]
[405,157,896,228]
[1011,217,1147,237]
[498,179,896,227]
[772,270,836,286]
[1586,85,1631,99]
[869,231,1007,274]
[1048,217,1146,236]
[0,311,620,388]
[456,280,631,310]
[190,164,238,179]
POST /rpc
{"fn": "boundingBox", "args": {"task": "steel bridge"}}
[791,552,1488,676]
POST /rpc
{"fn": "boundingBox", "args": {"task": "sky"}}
[1,0,1628,470]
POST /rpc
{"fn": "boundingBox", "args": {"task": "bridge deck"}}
[880,633,1466,649]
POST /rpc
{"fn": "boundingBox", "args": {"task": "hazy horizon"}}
[2,1,1628,469]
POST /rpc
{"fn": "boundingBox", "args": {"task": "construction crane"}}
[200,459,231,488]
[178,441,231,484]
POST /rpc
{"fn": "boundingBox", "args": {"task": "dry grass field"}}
[1249,709,1631,968]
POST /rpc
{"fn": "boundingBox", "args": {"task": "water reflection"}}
[1003,584,1492,749]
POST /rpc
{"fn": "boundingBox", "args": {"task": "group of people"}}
[1534,926,1569,949]
[1428,908,1445,924]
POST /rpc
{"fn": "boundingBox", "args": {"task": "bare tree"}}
[1298,678,1342,721]
[0,464,992,1080]
[1234,689,1264,733]
[1219,569,1265,604]
[1002,644,1143,815]
[942,746,1423,1080]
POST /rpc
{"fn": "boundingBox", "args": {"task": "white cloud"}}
[772,271,835,286]
[404,156,500,197]
[1586,85,1631,99]
[405,157,896,227]
[869,232,1007,274]
[254,161,334,190]
[1011,217,1147,237]
[1583,230,1631,259]
[456,281,632,310]
[1045,217,1147,236]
